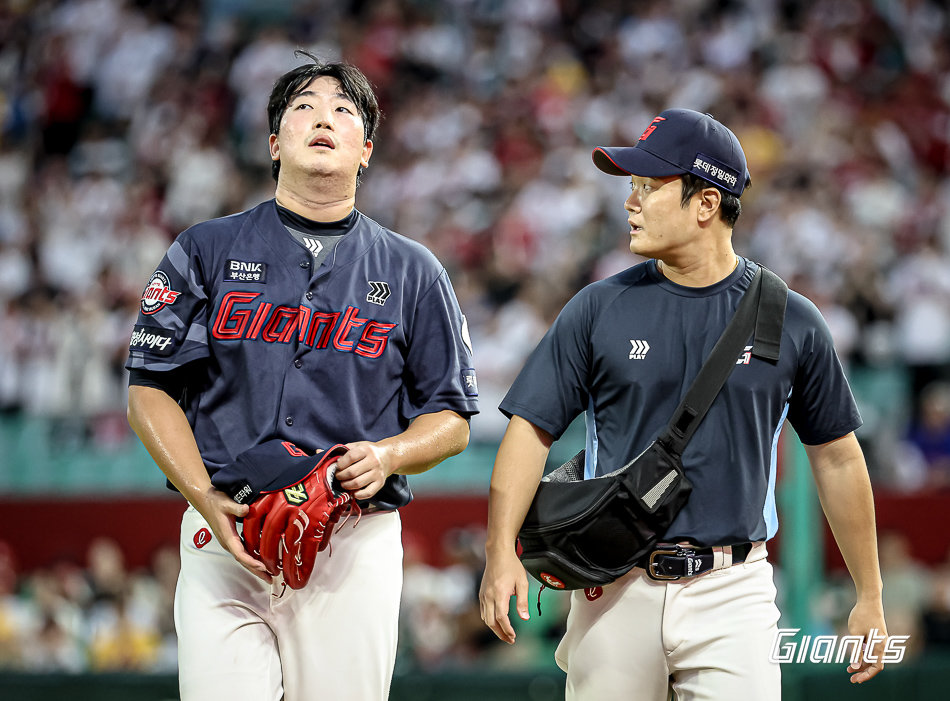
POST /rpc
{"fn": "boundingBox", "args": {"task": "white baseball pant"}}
[175,506,403,701]
[555,544,781,701]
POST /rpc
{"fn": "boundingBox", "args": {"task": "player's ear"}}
[360,139,373,169]
[696,186,722,224]
[269,133,280,162]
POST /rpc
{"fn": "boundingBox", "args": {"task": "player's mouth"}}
[629,221,643,234]
[309,135,335,149]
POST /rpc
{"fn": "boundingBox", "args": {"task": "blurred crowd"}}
[0,528,572,674]
[2,0,950,675]
[0,538,179,673]
[1,0,950,483]
[814,530,950,662]
[4,527,950,675]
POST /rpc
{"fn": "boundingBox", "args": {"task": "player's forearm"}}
[806,433,883,600]
[127,384,213,506]
[485,416,552,556]
[380,409,471,475]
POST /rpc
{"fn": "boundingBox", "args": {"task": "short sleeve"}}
[785,299,862,445]
[126,233,212,372]
[402,270,479,418]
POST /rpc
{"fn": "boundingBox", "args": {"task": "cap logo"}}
[691,152,739,191]
[639,116,666,141]
[281,441,307,457]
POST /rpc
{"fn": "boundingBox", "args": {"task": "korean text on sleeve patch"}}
[130,325,176,356]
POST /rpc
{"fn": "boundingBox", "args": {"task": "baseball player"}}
[479,109,887,699]
[126,54,478,701]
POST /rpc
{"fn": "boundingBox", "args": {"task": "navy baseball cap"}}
[212,439,347,505]
[592,109,751,196]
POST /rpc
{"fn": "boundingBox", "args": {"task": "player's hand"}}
[334,441,394,500]
[845,599,888,683]
[479,547,531,644]
[193,486,273,584]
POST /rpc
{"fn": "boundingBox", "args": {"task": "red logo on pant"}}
[193,528,212,548]
[585,587,603,601]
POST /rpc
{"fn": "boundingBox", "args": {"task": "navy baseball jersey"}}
[500,258,861,545]
[127,200,479,510]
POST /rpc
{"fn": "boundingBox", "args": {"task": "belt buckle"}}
[647,548,682,581]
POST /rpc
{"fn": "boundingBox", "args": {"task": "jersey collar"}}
[254,199,381,272]
[646,257,751,297]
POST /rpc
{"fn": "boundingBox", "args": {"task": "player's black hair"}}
[680,173,743,228]
[267,50,381,183]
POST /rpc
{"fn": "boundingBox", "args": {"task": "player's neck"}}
[656,247,739,287]
[274,182,356,223]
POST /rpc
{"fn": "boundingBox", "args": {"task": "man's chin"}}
[299,163,360,183]
[629,241,654,258]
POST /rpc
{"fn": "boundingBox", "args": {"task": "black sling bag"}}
[517,267,788,591]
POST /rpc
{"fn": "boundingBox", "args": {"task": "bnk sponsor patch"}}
[225,259,267,283]
[130,325,175,356]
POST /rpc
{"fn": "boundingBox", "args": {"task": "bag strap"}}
[658,265,788,457]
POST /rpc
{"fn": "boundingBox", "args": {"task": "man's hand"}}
[334,441,395,500]
[479,547,531,644]
[194,486,273,584]
[845,599,888,683]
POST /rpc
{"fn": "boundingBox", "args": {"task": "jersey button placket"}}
[299,260,310,269]
[285,416,294,426]
[294,359,302,368]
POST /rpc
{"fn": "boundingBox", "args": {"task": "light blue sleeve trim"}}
[584,397,599,480]
[764,392,792,540]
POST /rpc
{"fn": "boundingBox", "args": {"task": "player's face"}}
[268,76,373,184]
[624,175,694,259]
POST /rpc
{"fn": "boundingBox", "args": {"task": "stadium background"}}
[1,0,949,698]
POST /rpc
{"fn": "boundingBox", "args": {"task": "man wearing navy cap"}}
[479,109,887,699]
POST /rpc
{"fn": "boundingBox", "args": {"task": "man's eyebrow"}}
[290,89,355,104]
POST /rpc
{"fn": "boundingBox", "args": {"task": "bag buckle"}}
[647,548,683,581]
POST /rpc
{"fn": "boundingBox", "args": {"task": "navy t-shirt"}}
[500,258,860,545]
[127,200,479,510]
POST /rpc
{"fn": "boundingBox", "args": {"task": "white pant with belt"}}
[175,506,403,701]
[555,544,781,701]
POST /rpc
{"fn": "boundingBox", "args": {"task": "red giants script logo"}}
[193,528,212,549]
[540,572,566,589]
[639,116,666,141]
[211,292,396,358]
[141,271,181,315]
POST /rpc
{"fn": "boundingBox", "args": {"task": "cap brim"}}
[592,146,685,178]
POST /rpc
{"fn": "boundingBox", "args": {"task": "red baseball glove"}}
[216,441,359,589]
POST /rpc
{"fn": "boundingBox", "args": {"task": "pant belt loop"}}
[712,545,732,571]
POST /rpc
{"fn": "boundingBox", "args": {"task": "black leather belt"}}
[644,542,754,581]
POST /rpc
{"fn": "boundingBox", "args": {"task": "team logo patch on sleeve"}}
[140,270,181,315]
[130,325,176,355]
[461,368,478,397]
[225,259,267,283]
